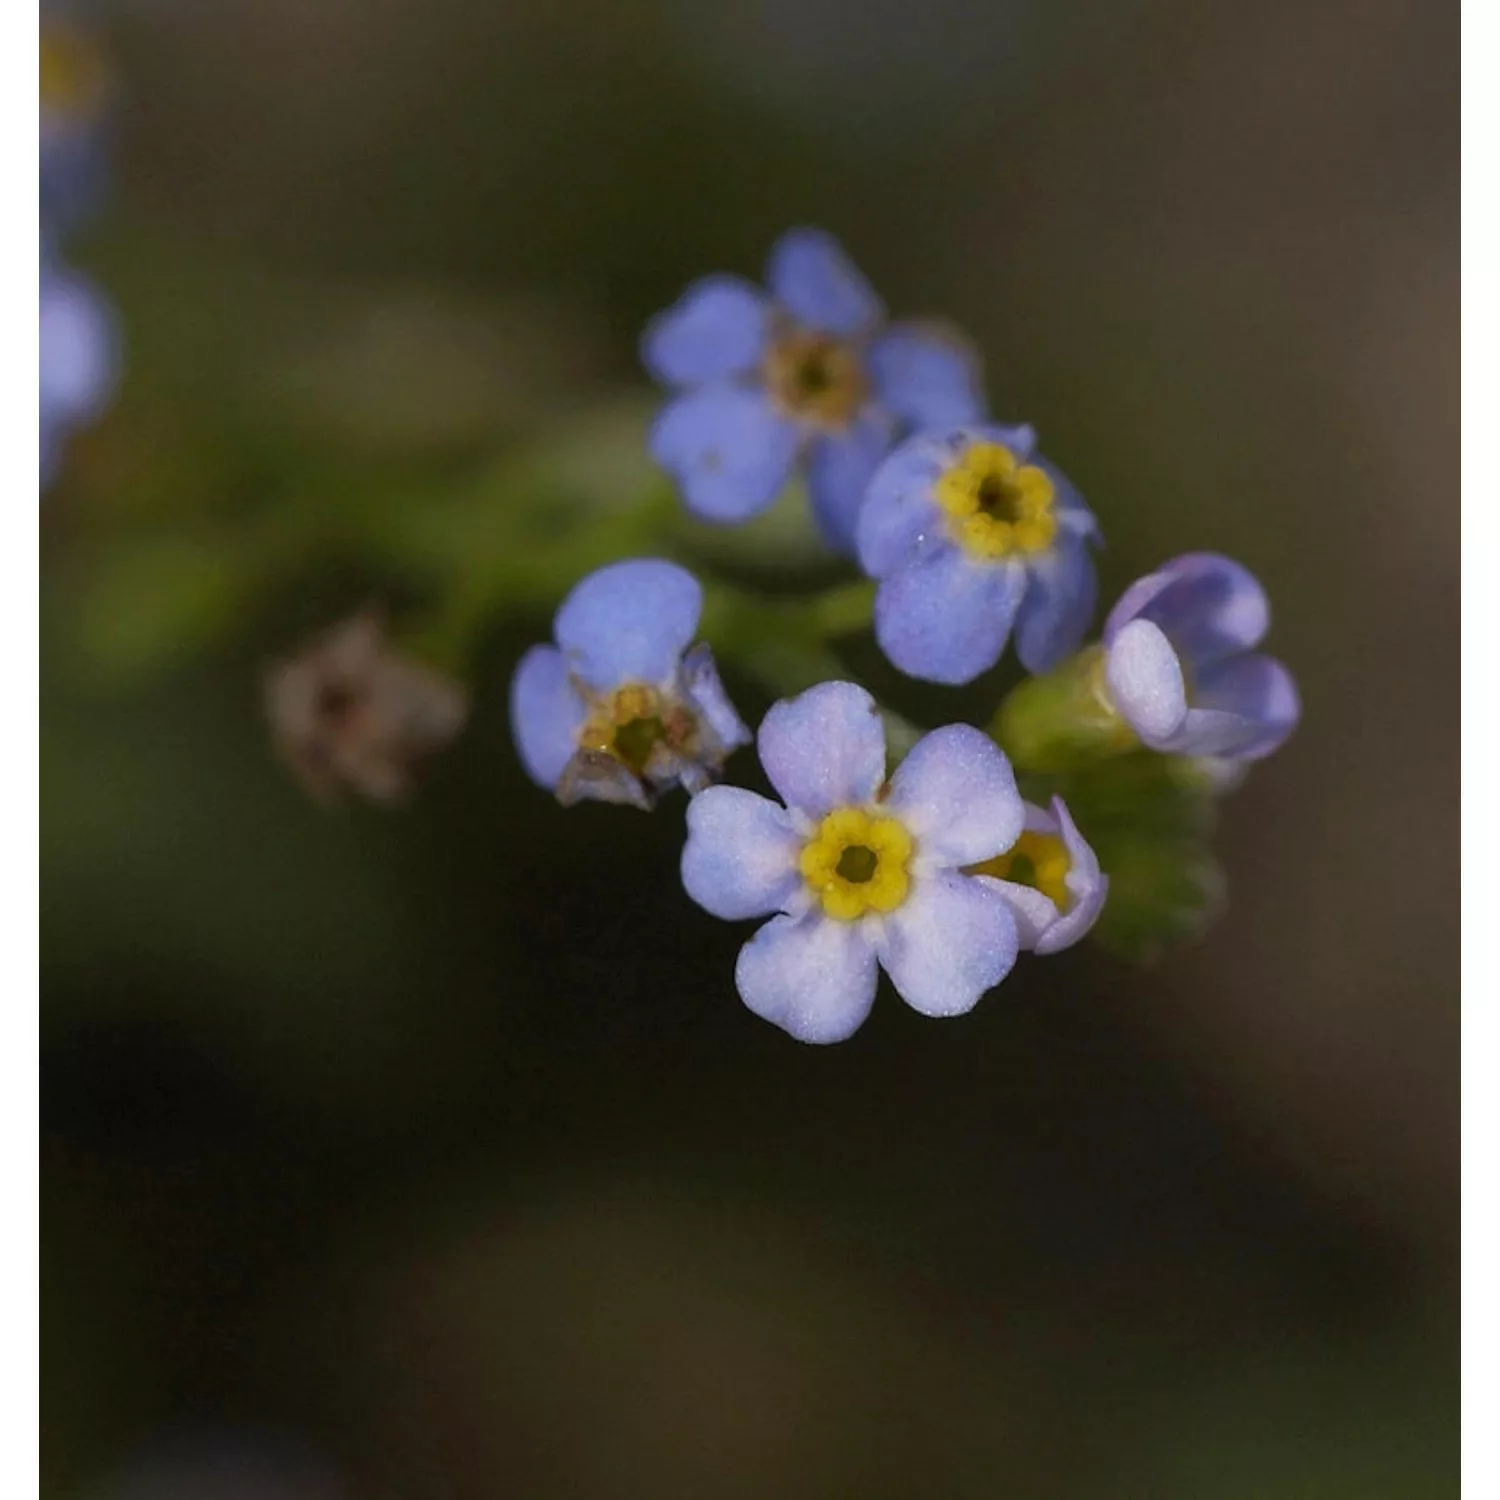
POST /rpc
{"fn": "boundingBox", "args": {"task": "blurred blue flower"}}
[41,14,113,236]
[855,423,1100,685]
[644,228,986,553]
[40,254,118,489]
[1102,552,1300,761]
[968,794,1107,955]
[511,558,750,809]
[681,680,1025,1043]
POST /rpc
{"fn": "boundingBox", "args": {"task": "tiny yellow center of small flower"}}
[577,684,691,775]
[764,328,868,430]
[41,26,111,117]
[969,831,1071,910]
[798,806,913,922]
[935,441,1058,561]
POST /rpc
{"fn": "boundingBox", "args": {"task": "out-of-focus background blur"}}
[41,1,1457,1496]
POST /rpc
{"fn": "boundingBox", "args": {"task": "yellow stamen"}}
[763,327,868,430]
[935,441,1057,561]
[576,683,693,775]
[798,806,913,921]
[969,830,1071,910]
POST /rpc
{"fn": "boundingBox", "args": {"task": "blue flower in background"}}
[681,680,1025,1043]
[643,227,986,553]
[968,795,1107,955]
[855,423,1100,685]
[41,15,113,236]
[1102,552,1300,761]
[40,255,118,489]
[511,558,750,809]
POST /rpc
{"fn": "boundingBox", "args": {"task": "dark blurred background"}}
[41,1,1457,1495]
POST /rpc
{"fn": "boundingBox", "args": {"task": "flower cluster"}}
[492,226,1303,1042]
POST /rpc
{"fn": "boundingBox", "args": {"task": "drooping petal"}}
[649,386,799,524]
[877,872,1018,1017]
[1104,618,1188,748]
[856,428,971,577]
[766,227,884,337]
[757,680,887,818]
[866,323,986,429]
[873,548,1028,686]
[735,912,879,1043]
[1032,796,1108,954]
[509,645,587,789]
[1103,553,1270,670]
[554,558,702,691]
[885,723,1024,868]
[805,407,895,554]
[1013,534,1098,675]
[641,274,770,388]
[1187,652,1301,760]
[990,880,1059,950]
[681,786,803,920]
[679,644,751,757]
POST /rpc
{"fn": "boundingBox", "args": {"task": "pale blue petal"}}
[681,786,802,920]
[555,558,701,691]
[1189,652,1301,760]
[766,227,884,337]
[679,644,751,756]
[1104,553,1270,670]
[509,645,586,789]
[1032,796,1107,954]
[641,275,770,388]
[805,407,895,554]
[990,879,1058,950]
[650,386,799,524]
[735,912,879,1043]
[885,724,1024,868]
[874,549,1028,686]
[1104,618,1188,748]
[856,428,971,577]
[757,680,887,817]
[867,324,986,428]
[877,872,1018,1017]
[39,266,116,420]
[1013,535,1098,675]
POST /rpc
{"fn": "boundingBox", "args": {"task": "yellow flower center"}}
[798,806,913,921]
[41,25,111,119]
[576,683,694,775]
[934,441,1057,561]
[969,831,1071,909]
[763,328,868,430]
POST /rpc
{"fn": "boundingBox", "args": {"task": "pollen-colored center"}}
[935,441,1057,561]
[577,684,691,775]
[969,830,1071,910]
[799,807,913,921]
[763,328,867,430]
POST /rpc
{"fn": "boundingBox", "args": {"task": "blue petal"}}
[876,871,1018,1017]
[1190,652,1300,760]
[758,680,887,818]
[885,724,1024,868]
[874,549,1028,686]
[681,786,802,920]
[1103,619,1188,747]
[766,227,884,337]
[650,386,799,524]
[679,644,751,756]
[39,265,116,420]
[987,878,1059,951]
[735,911,879,1043]
[867,324,986,428]
[1032,796,1108,955]
[641,274,769,388]
[1104,553,1270,670]
[554,558,701,691]
[805,407,895,554]
[509,645,586,789]
[855,428,969,578]
[1013,535,1098,675]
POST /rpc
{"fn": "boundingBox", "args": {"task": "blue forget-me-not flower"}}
[511,558,751,809]
[855,423,1100,686]
[644,228,986,554]
[40,254,117,489]
[1102,552,1300,761]
[681,680,1028,1043]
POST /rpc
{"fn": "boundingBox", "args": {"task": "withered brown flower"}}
[265,611,468,804]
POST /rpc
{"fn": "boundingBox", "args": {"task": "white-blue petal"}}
[867,324,986,428]
[805,407,894,555]
[856,428,970,578]
[1188,652,1301,760]
[681,786,802,920]
[1032,796,1108,955]
[735,912,879,1043]
[1013,535,1098,675]
[1104,553,1270,670]
[885,723,1024,868]
[555,558,701,691]
[1104,618,1188,748]
[877,872,1018,1017]
[650,386,799,524]
[757,680,887,818]
[509,645,586,789]
[874,549,1028,686]
[766,227,884,337]
[679,644,751,756]
[641,274,770,388]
